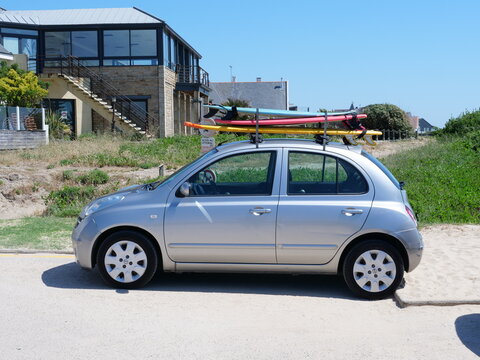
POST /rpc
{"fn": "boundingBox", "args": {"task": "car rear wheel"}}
[97,231,158,289]
[343,240,404,300]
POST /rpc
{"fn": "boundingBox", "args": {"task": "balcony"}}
[175,65,210,94]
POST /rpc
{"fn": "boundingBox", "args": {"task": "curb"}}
[0,249,74,255]
[394,291,480,308]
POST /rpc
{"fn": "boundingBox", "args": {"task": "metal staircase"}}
[55,57,157,137]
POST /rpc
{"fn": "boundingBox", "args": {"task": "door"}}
[276,150,374,264]
[164,150,280,263]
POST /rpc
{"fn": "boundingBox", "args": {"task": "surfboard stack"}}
[184,105,382,146]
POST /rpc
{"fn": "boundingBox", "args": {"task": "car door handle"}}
[249,207,272,216]
[341,208,364,216]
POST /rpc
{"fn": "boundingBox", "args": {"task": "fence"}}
[376,129,415,141]
[0,106,48,150]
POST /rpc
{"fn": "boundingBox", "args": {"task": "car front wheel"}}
[97,231,158,289]
[343,240,404,300]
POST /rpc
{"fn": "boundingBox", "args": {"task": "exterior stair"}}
[44,56,159,137]
[56,73,148,136]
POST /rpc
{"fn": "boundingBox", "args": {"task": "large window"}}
[288,152,368,195]
[72,31,98,57]
[45,31,98,58]
[0,28,38,71]
[104,29,156,57]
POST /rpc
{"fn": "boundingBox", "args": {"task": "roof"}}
[419,118,434,129]
[0,7,162,26]
[215,138,361,154]
[0,43,13,60]
[210,81,288,110]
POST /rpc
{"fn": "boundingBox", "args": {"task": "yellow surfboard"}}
[184,122,382,136]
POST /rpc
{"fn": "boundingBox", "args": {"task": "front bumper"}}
[71,216,100,269]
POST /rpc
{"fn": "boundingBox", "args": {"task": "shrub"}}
[45,186,97,217]
[76,169,109,185]
[362,104,413,132]
[442,109,480,135]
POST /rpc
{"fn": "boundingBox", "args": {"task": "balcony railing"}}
[175,65,210,87]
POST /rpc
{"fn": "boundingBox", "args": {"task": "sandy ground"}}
[364,138,432,158]
[0,254,479,360]
[396,225,480,305]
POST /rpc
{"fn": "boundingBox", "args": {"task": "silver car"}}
[72,139,423,299]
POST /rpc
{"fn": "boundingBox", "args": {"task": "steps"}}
[57,74,149,136]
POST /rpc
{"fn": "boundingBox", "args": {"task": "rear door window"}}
[288,151,368,195]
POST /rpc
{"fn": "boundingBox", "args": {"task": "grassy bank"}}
[381,139,480,224]
[0,217,74,251]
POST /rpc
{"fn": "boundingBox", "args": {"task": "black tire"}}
[343,240,404,300]
[96,230,158,289]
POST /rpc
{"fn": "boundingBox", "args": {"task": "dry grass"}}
[0,135,130,167]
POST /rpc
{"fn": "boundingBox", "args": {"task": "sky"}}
[3,0,480,127]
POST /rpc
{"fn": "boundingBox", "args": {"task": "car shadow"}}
[41,262,359,300]
[455,314,480,357]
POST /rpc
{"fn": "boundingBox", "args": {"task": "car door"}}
[276,150,374,264]
[164,150,280,264]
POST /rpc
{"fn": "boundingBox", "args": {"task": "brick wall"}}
[0,130,47,150]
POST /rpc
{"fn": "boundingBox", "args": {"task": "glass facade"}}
[103,30,129,57]
[0,27,38,71]
[72,31,98,57]
[104,29,156,58]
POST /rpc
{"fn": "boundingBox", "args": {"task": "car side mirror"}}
[178,182,191,197]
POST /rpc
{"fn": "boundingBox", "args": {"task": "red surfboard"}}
[214,114,367,126]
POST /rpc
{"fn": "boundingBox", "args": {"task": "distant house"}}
[0,7,210,137]
[418,118,434,133]
[210,78,288,110]
[0,43,13,60]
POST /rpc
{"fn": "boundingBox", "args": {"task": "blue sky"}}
[4,0,480,126]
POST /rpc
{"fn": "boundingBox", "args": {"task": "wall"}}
[0,130,47,150]
[41,76,92,137]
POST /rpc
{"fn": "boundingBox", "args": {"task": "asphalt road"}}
[0,253,479,360]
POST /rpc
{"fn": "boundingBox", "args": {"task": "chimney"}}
[256,77,262,82]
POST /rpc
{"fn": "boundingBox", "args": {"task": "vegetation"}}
[440,109,480,152]
[45,186,97,217]
[362,104,413,132]
[381,139,480,224]
[0,62,48,107]
[45,109,72,139]
[0,217,74,250]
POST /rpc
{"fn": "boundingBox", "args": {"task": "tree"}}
[0,61,48,107]
[361,104,413,131]
[221,98,251,120]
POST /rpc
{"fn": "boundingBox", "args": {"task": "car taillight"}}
[405,206,417,226]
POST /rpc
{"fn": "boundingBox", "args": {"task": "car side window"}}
[288,151,368,195]
[187,151,276,196]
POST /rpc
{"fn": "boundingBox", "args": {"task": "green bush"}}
[45,186,97,217]
[442,109,480,135]
[381,139,480,224]
[76,169,109,185]
[362,104,413,132]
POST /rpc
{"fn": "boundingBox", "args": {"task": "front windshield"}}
[147,148,218,190]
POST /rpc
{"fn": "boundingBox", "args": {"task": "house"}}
[418,118,434,133]
[210,78,288,110]
[0,7,210,137]
[0,43,13,61]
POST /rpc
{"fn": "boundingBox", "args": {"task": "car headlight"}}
[81,194,125,218]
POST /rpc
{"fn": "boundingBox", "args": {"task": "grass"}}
[381,138,480,225]
[0,217,74,250]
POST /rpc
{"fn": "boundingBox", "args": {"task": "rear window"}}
[361,150,401,189]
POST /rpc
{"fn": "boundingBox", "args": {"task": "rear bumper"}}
[395,228,423,272]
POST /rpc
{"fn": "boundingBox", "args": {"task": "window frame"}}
[286,150,369,196]
[181,150,278,198]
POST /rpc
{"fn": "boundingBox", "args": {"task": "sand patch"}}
[395,224,480,306]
